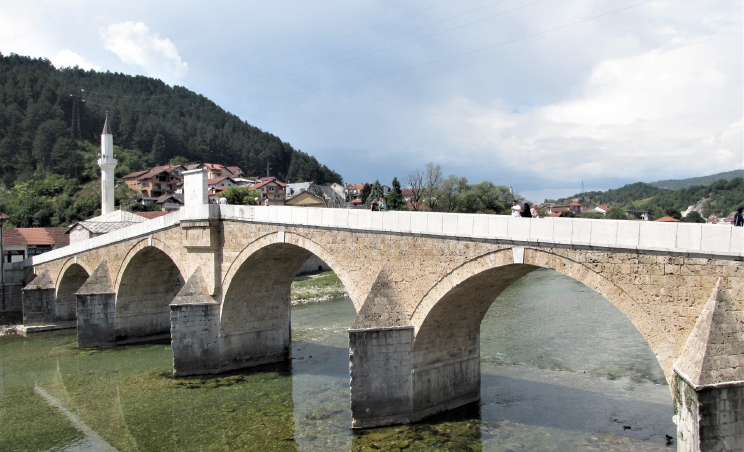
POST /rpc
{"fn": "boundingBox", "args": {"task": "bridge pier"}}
[22,271,58,325]
[672,280,744,451]
[75,261,116,347]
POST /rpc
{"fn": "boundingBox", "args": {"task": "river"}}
[0,268,676,451]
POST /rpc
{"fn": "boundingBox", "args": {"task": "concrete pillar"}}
[76,292,116,347]
[22,287,56,325]
[170,269,220,376]
[75,260,116,348]
[171,303,220,376]
[349,326,414,428]
[673,279,744,451]
[21,271,56,325]
[674,375,744,452]
[183,168,208,206]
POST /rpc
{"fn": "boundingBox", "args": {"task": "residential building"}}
[3,227,69,262]
[123,166,183,200]
[251,177,287,205]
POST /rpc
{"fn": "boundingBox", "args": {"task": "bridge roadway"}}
[20,175,744,451]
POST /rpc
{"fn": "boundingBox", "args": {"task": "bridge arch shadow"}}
[55,262,90,322]
[115,245,184,342]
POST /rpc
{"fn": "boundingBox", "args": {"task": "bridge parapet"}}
[28,205,742,270]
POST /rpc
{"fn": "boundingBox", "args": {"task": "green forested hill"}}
[557,178,744,219]
[0,53,342,227]
[650,170,744,190]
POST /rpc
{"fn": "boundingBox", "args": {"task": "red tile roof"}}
[567,202,583,206]
[655,216,680,222]
[0,212,9,221]
[252,179,287,190]
[3,228,69,246]
[347,184,366,190]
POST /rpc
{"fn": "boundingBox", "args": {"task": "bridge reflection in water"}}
[19,169,744,450]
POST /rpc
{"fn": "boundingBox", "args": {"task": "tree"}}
[365,180,384,207]
[439,175,467,212]
[424,162,443,210]
[386,177,404,210]
[682,211,705,223]
[223,186,260,205]
[406,169,425,211]
[665,207,682,220]
[360,183,371,206]
[605,207,628,220]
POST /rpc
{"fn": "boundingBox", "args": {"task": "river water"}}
[0,268,676,451]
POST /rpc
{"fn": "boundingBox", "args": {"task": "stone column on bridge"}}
[673,279,744,451]
[183,168,208,205]
[76,260,117,348]
[21,270,57,325]
[170,269,220,376]
[349,267,419,428]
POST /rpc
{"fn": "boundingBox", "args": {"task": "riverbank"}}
[291,271,347,305]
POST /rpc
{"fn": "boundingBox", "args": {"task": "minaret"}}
[99,113,117,215]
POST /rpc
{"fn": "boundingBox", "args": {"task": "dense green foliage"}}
[428,175,519,215]
[559,178,743,218]
[650,170,744,190]
[222,186,260,205]
[385,177,404,210]
[0,53,343,227]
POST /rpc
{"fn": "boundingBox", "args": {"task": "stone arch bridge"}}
[21,175,743,451]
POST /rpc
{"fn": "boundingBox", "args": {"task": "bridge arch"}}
[411,246,674,383]
[113,238,186,294]
[114,243,185,341]
[221,231,357,311]
[218,231,353,372]
[55,260,91,321]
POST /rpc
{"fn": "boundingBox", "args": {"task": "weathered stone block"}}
[76,292,116,348]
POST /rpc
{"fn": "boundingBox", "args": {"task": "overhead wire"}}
[198,0,530,93]
[86,0,655,113]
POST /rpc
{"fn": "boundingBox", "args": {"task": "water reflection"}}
[0,268,675,451]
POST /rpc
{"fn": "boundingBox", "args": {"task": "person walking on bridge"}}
[734,207,744,226]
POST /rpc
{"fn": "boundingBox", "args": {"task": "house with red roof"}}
[251,177,287,205]
[2,227,69,262]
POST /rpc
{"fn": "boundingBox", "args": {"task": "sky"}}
[1,0,742,203]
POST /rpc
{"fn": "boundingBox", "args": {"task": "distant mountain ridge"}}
[650,170,744,190]
[0,52,342,187]
[554,174,743,219]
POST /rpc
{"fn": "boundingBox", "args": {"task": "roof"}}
[66,210,149,234]
[102,115,112,135]
[598,205,610,211]
[347,184,366,190]
[134,211,170,219]
[567,202,583,206]
[252,179,287,190]
[154,193,184,204]
[208,176,234,185]
[284,191,326,207]
[0,212,9,221]
[123,170,149,179]
[226,166,242,174]
[3,227,70,246]
[655,216,680,222]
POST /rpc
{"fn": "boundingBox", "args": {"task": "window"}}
[269,186,275,192]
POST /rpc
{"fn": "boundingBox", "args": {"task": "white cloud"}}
[101,21,187,83]
[428,29,742,185]
[51,49,100,71]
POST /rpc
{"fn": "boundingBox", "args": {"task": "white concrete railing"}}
[30,204,743,267]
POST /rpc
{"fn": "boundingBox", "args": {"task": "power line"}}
[199,0,530,94]
[85,0,655,113]
[221,0,656,107]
